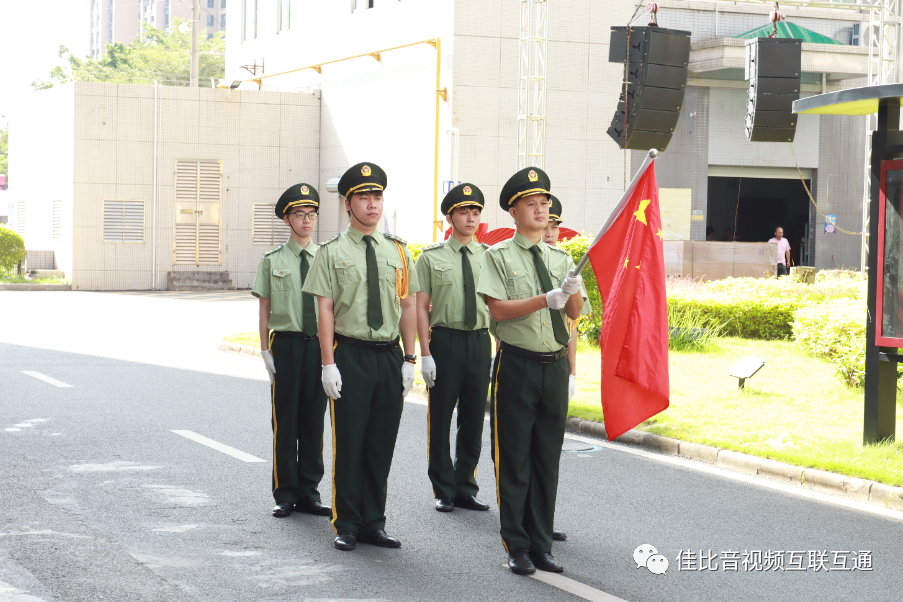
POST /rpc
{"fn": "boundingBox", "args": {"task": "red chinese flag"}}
[586,163,669,440]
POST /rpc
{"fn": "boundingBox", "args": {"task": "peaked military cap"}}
[275,183,319,217]
[499,166,551,211]
[549,195,563,223]
[338,162,387,197]
[441,183,485,215]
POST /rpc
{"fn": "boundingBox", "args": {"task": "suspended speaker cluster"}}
[744,37,801,142]
[607,26,691,152]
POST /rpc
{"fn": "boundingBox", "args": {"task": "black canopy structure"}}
[794,85,901,444]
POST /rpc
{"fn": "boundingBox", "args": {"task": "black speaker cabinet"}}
[745,37,801,143]
[607,26,691,151]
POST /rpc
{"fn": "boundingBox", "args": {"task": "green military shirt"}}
[251,238,319,332]
[414,237,491,331]
[302,225,421,342]
[478,231,591,353]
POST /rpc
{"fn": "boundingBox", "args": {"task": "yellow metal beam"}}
[233,38,447,242]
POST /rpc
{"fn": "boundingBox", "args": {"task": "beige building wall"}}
[13,82,318,290]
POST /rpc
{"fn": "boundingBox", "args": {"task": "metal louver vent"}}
[53,200,62,241]
[103,200,145,242]
[173,160,222,265]
[252,203,290,245]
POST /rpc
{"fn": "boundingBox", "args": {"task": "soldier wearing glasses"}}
[251,183,332,519]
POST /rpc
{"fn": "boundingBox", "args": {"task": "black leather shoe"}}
[272,502,293,517]
[453,496,489,511]
[529,551,564,573]
[359,529,402,548]
[435,498,454,512]
[552,530,568,542]
[334,531,357,551]
[295,500,332,517]
[507,548,536,575]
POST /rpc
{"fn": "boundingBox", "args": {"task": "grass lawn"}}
[570,337,903,487]
[224,331,903,486]
[0,275,70,284]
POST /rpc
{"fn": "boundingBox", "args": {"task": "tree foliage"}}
[0,126,7,184]
[0,226,26,275]
[32,20,225,90]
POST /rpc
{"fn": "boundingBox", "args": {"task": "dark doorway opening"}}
[707,176,811,266]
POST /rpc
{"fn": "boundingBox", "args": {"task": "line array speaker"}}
[745,37,801,143]
[607,26,691,152]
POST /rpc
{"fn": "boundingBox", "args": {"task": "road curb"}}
[220,341,903,514]
[564,416,903,513]
[0,283,72,291]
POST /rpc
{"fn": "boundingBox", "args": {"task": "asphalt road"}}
[1,291,901,602]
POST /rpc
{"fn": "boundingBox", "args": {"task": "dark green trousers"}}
[270,332,327,504]
[490,347,569,555]
[330,340,404,535]
[427,327,491,500]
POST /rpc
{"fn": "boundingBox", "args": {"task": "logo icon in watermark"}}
[634,544,669,575]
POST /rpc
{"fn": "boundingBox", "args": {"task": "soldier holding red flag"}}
[478,167,591,575]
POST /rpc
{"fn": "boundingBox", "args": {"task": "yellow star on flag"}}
[633,199,651,225]
[635,262,641,270]
[623,256,629,268]
[656,228,663,240]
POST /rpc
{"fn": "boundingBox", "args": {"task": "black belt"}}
[431,326,488,335]
[500,341,567,364]
[275,331,318,340]
[334,333,400,351]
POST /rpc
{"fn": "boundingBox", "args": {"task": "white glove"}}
[546,288,569,310]
[568,374,576,402]
[561,270,582,295]
[421,355,437,388]
[402,361,416,398]
[261,349,276,385]
[322,364,342,399]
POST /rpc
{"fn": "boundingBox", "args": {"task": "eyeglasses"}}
[290,211,318,221]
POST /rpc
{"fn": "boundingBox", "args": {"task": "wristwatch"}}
[403,354,417,364]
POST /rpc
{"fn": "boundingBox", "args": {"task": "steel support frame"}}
[862,0,900,271]
[516,0,548,171]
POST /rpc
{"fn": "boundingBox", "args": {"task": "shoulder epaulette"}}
[321,233,341,245]
[263,244,284,257]
[489,242,508,252]
[550,245,570,256]
[422,242,445,252]
[383,232,407,246]
[480,242,490,248]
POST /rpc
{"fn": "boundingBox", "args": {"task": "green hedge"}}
[793,298,866,387]
[666,276,862,340]
[0,226,25,276]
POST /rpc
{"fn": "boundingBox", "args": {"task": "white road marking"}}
[530,571,628,602]
[143,484,211,506]
[21,371,73,388]
[219,550,261,557]
[563,432,903,523]
[13,424,34,428]
[69,461,159,473]
[5,428,21,432]
[171,430,265,463]
[153,525,198,533]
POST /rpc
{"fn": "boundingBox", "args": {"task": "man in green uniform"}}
[302,162,420,552]
[415,183,492,513]
[478,167,590,575]
[251,183,332,519]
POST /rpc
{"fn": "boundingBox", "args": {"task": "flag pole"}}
[571,148,658,274]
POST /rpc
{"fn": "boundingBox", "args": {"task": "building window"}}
[253,204,290,245]
[164,0,170,30]
[53,200,62,241]
[254,0,258,39]
[241,0,246,41]
[221,0,226,7]
[103,200,145,243]
[208,0,214,6]
[277,0,281,31]
[107,0,113,43]
[220,13,226,29]
[207,14,214,26]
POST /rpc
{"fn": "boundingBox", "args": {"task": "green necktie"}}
[529,244,570,347]
[363,235,383,330]
[460,245,477,330]
[300,250,317,337]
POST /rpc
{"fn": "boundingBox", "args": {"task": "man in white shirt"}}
[768,227,791,276]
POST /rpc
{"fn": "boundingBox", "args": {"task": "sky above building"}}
[0,1,90,122]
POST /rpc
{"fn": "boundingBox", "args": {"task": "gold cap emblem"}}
[361,165,372,177]
[463,185,472,195]
[300,185,309,195]
[527,170,538,182]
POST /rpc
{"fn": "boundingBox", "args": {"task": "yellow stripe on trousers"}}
[491,349,508,553]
